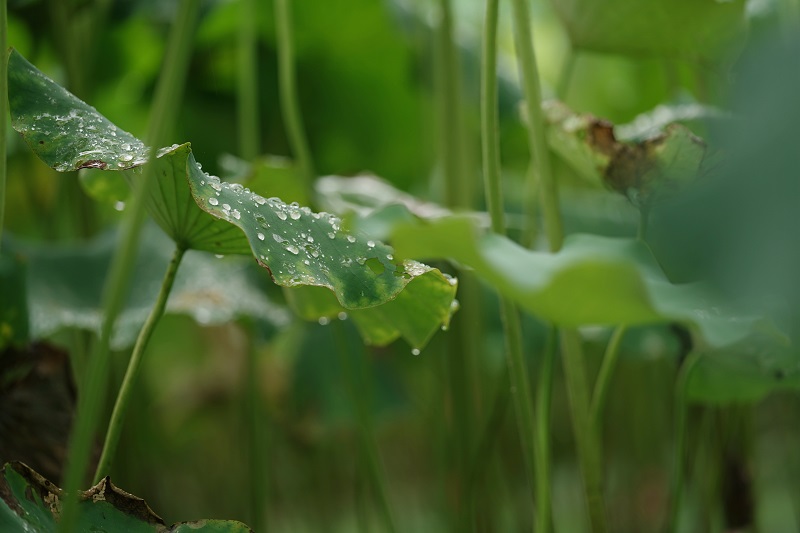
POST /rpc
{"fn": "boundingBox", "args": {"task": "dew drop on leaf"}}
[208,198,219,206]
[257,232,265,241]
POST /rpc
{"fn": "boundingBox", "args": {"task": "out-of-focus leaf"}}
[543,101,706,204]
[615,102,732,142]
[79,167,130,205]
[0,252,28,350]
[550,0,746,59]
[0,462,253,532]
[6,225,290,350]
[391,216,773,348]
[8,49,458,350]
[686,335,800,404]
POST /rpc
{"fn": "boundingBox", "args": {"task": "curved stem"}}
[590,325,627,437]
[666,350,702,533]
[59,2,199,530]
[237,0,260,160]
[274,0,314,189]
[94,245,186,481]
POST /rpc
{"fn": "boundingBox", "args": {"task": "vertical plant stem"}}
[437,1,481,526]
[510,0,562,253]
[0,0,7,251]
[534,326,556,533]
[590,326,627,438]
[59,2,199,530]
[560,329,607,532]
[94,245,186,481]
[238,0,261,160]
[244,332,267,532]
[480,0,541,528]
[666,351,702,533]
[510,1,608,530]
[333,323,398,533]
[274,0,314,188]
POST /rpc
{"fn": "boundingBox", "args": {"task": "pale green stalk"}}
[238,0,260,160]
[479,0,541,528]
[94,246,186,480]
[590,326,627,438]
[666,351,702,533]
[59,2,200,530]
[510,0,607,530]
[274,0,314,188]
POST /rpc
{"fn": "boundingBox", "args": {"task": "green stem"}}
[560,329,608,532]
[59,2,199,530]
[94,245,186,481]
[237,0,260,160]
[534,326,556,533]
[556,50,576,101]
[666,350,702,533]
[245,329,267,532]
[590,326,627,438]
[333,323,398,533]
[0,0,7,251]
[274,0,314,188]
[480,0,540,527]
[510,0,563,253]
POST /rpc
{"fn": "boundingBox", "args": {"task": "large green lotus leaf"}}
[8,49,458,348]
[686,335,800,404]
[0,462,253,532]
[6,225,289,350]
[550,0,746,59]
[391,216,769,348]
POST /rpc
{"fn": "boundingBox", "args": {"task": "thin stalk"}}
[437,1,480,526]
[0,0,7,250]
[666,350,702,533]
[245,331,267,532]
[510,2,608,530]
[480,0,540,527]
[590,326,627,438]
[510,0,563,253]
[94,245,186,481]
[333,323,398,533]
[560,329,608,532]
[237,0,261,160]
[274,0,314,188]
[556,50,576,101]
[59,2,199,530]
[533,326,556,533]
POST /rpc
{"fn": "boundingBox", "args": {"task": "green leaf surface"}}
[8,49,457,349]
[391,216,769,348]
[686,335,800,404]
[550,0,746,59]
[0,462,253,532]
[6,226,290,350]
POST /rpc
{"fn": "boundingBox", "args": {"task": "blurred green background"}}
[2,0,800,531]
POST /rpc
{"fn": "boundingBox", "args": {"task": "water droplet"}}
[215,254,224,259]
[286,245,299,254]
[257,232,265,241]
[232,209,241,220]
[222,203,231,211]
[347,235,356,243]
[337,312,348,321]
[208,198,219,206]
[272,234,285,243]
[318,317,330,325]
[120,153,133,162]
[411,348,421,356]
[290,211,301,220]
[114,201,125,211]
[327,232,335,239]
[367,241,375,248]
[277,211,288,221]
[387,254,394,260]
[255,196,266,205]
